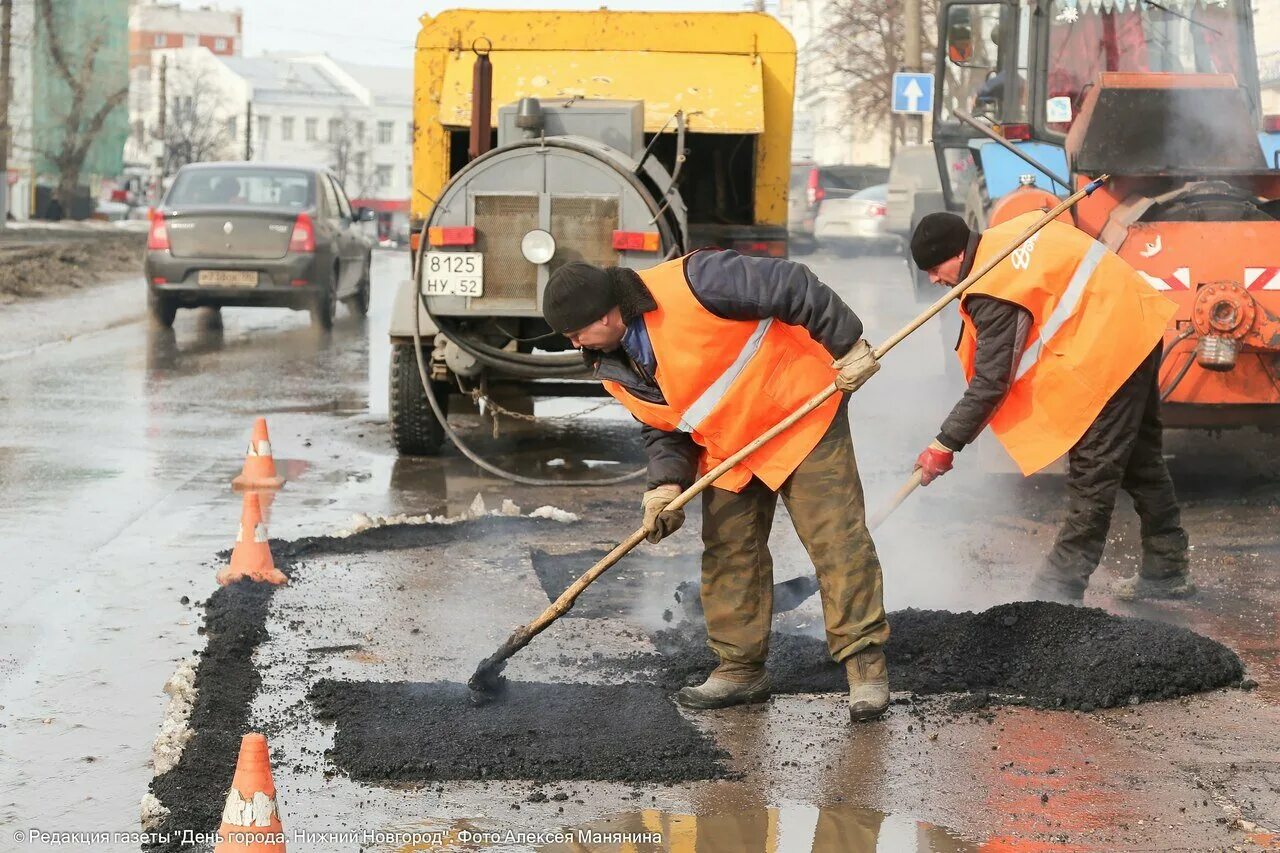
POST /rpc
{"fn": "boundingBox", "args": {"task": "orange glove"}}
[914,440,954,486]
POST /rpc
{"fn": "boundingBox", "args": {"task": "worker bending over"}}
[542,251,890,721]
[910,212,1193,602]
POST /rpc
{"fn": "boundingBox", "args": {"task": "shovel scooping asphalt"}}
[468,177,1109,701]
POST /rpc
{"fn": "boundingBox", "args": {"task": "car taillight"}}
[147,210,169,251]
[612,230,661,252]
[867,202,887,217]
[998,123,1032,141]
[289,213,316,253]
[427,225,476,247]
[735,239,788,258]
[805,167,824,207]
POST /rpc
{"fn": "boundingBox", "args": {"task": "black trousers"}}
[1036,345,1189,594]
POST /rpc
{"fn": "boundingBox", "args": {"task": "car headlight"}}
[521,229,556,265]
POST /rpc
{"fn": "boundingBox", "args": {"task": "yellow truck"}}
[388,9,797,455]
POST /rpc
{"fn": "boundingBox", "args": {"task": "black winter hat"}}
[911,212,972,271]
[543,262,619,334]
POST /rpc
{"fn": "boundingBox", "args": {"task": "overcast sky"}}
[225,1,758,68]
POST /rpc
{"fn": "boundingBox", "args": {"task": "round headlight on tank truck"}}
[521,229,556,265]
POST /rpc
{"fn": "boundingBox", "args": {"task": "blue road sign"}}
[892,72,933,115]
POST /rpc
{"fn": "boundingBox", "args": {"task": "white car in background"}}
[813,184,899,256]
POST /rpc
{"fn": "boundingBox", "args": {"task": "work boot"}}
[1026,574,1085,605]
[845,646,889,722]
[674,666,772,710]
[1113,572,1197,601]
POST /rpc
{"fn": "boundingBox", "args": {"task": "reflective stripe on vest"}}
[1013,239,1107,383]
[677,318,773,433]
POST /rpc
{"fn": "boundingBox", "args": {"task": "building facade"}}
[128,1,242,70]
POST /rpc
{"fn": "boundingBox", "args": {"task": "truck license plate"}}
[197,270,258,287]
[422,252,483,297]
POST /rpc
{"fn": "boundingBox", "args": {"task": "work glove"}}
[832,339,880,393]
[914,440,955,486]
[641,484,685,544]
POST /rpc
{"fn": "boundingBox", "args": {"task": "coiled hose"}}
[410,230,645,486]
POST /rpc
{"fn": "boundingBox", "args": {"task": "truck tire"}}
[148,291,177,327]
[389,341,448,456]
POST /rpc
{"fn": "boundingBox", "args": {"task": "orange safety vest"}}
[957,212,1177,475]
[600,254,843,493]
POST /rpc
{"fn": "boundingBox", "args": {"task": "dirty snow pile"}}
[333,493,578,537]
[140,656,199,829]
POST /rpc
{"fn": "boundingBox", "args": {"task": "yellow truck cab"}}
[388,9,797,455]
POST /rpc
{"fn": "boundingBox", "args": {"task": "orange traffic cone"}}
[214,732,286,853]
[217,492,287,586]
[232,418,285,490]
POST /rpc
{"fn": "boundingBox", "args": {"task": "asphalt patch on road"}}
[604,601,1245,711]
[530,547,699,620]
[144,516,556,852]
[309,679,729,784]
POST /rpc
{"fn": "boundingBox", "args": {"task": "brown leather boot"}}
[845,646,889,722]
[674,665,772,710]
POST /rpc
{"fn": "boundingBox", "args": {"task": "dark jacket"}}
[936,234,1032,451]
[585,250,865,489]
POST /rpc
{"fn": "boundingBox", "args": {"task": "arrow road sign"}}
[892,72,934,115]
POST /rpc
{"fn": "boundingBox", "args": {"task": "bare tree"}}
[35,0,130,209]
[819,0,939,153]
[320,106,376,198]
[160,62,234,173]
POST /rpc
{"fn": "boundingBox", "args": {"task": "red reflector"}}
[290,278,309,287]
[998,123,1033,142]
[611,230,661,252]
[1264,115,1280,133]
[147,210,170,251]
[428,226,476,247]
[151,277,166,285]
[735,239,788,258]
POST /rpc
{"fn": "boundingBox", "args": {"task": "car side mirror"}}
[356,206,376,222]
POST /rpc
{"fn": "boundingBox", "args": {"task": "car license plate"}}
[422,252,483,297]
[198,270,259,287]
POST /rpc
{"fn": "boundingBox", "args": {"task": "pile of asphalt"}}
[614,601,1245,711]
[143,517,552,852]
[310,679,729,784]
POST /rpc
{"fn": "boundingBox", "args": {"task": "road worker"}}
[910,212,1194,602]
[542,251,891,721]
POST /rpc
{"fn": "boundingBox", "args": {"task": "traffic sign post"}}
[892,72,933,115]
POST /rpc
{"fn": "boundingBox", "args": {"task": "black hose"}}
[1160,353,1197,402]
[411,228,646,487]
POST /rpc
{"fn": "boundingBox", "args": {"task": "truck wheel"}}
[148,291,177,328]
[389,341,448,456]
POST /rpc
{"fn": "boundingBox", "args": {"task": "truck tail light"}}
[409,230,422,253]
[997,123,1032,141]
[147,209,170,251]
[805,167,824,207]
[612,230,660,252]
[289,213,316,253]
[428,226,476,247]
[734,239,788,258]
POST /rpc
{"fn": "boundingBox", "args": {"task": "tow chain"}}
[458,380,617,438]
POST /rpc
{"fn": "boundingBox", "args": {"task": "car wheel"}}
[389,341,448,456]
[310,267,338,330]
[148,291,177,328]
[344,259,370,317]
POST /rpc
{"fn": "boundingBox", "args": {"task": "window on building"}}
[305,118,318,141]
[258,115,269,141]
[354,152,366,185]
[214,37,228,52]
[355,121,365,141]
[328,118,341,142]
[281,117,294,141]
[406,165,413,189]
[227,116,237,139]
[374,164,392,187]
[406,121,414,142]
[377,121,393,144]
[154,33,168,47]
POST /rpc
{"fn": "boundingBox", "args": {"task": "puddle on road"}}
[394,804,976,852]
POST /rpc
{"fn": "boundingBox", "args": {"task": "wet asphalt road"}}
[2,247,1278,850]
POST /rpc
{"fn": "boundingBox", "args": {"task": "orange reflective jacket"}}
[958,213,1177,475]
[601,255,843,493]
